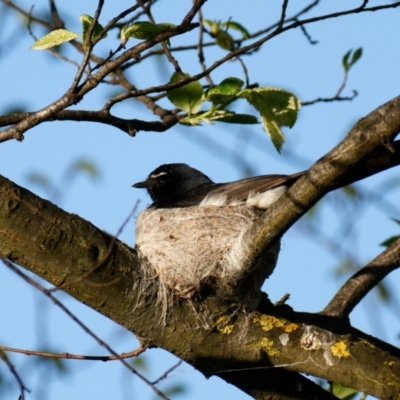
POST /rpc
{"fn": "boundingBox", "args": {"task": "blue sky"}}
[1,1,400,399]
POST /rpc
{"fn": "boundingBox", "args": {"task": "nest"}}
[135,205,280,316]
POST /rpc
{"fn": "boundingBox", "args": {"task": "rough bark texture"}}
[1,95,400,399]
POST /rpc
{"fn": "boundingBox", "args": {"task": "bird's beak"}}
[132,180,148,189]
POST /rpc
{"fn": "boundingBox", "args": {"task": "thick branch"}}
[2,173,400,399]
[241,95,400,273]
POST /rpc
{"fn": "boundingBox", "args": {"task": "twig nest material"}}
[135,206,280,308]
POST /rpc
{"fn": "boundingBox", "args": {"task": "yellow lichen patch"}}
[253,314,298,333]
[253,315,282,331]
[218,324,234,335]
[331,341,351,358]
[248,337,280,356]
[385,361,396,368]
[215,315,234,335]
[284,323,299,333]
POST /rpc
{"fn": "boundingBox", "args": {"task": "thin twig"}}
[0,256,170,400]
[0,0,54,29]
[1,1,400,143]
[0,349,30,400]
[0,345,147,361]
[106,2,400,103]
[70,0,105,90]
[278,0,290,30]
[245,0,320,42]
[274,293,290,306]
[182,0,207,26]
[335,72,348,98]
[121,0,321,67]
[90,0,154,73]
[0,21,198,142]
[152,360,183,385]
[302,91,358,106]
[236,56,250,87]
[299,23,318,44]
[48,0,64,28]
[197,7,214,86]
[321,238,400,318]
[143,3,182,74]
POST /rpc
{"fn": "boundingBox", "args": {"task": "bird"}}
[132,142,400,209]
[133,163,303,209]
[132,145,400,305]
[133,163,293,303]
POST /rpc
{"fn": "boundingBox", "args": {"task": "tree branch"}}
[2,155,400,398]
[240,95,400,276]
[322,238,400,317]
[0,109,178,135]
[0,22,198,142]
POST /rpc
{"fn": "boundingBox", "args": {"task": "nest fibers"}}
[135,205,280,315]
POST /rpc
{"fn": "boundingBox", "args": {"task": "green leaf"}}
[162,384,187,397]
[342,49,352,73]
[203,19,220,36]
[26,172,52,190]
[333,260,353,278]
[40,356,68,372]
[156,23,176,31]
[216,30,235,51]
[205,77,244,104]
[340,184,358,198]
[380,219,400,247]
[342,48,363,73]
[392,218,400,226]
[2,104,29,115]
[221,21,250,39]
[179,117,202,126]
[380,235,400,247]
[331,382,359,400]
[350,47,363,67]
[36,348,68,372]
[209,111,258,124]
[376,282,390,302]
[167,72,204,115]
[239,87,301,152]
[71,160,100,180]
[80,14,107,50]
[120,21,174,45]
[31,29,78,50]
[131,356,148,371]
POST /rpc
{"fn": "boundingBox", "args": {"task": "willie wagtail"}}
[133,163,303,209]
[133,142,400,209]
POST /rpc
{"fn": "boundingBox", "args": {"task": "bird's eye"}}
[157,178,165,186]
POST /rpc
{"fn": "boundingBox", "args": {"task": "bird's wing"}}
[208,172,305,204]
[153,172,304,208]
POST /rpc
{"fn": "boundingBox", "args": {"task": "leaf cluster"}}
[167,75,300,152]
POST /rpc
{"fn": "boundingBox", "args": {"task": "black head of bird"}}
[133,163,216,209]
